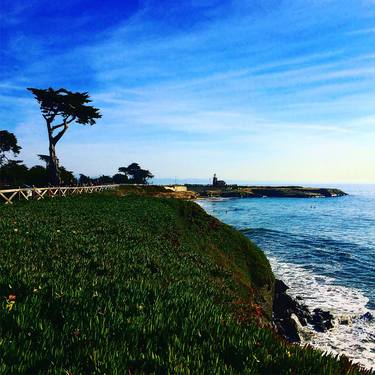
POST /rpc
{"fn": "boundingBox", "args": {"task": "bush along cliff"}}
[0,194,370,374]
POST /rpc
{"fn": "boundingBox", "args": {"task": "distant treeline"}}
[0,130,153,188]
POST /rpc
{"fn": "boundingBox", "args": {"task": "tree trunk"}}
[48,140,61,186]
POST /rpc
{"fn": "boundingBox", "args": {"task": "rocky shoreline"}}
[272,279,373,345]
[272,279,335,342]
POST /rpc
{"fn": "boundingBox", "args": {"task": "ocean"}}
[197,184,375,369]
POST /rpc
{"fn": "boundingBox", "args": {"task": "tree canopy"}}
[28,87,101,185]
[27,88,101,127]
[0,130,22,167]
[118,163,154,184]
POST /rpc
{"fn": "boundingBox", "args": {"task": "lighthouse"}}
[213,173,218,186]
[212,174,226,187]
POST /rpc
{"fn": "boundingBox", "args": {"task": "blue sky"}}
[1,0,375,184]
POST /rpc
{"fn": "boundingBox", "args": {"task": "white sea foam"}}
[269,257,375,370]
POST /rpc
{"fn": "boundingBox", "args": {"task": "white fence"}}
[0,185,120,205]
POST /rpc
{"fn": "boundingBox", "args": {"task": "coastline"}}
[269,257,375,370]
[196,195,375,371]
[273,275,374,369]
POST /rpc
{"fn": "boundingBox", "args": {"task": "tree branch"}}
[43,115,52,134]
[48,112,57,123]
[43,110,58,125]
[66,116,76,125]
[50,116,76,131]
[51,122,65,131]
[52,124,69,144]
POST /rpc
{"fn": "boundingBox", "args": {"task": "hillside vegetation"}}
[0,194,366,374]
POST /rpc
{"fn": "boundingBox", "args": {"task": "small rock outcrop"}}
[311,308,334,332]
[360,312,374,321]
[273,280,301,342]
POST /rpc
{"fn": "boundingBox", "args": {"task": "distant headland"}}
[171,174,348,199]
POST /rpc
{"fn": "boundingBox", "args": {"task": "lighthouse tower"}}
[213,173,218,187]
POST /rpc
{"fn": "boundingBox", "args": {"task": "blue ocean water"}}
[198,184,375,368]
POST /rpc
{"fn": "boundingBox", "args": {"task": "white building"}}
[164,185,188,192]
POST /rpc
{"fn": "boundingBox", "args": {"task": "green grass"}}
[0,194,369,374]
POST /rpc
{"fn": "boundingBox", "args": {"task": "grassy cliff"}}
[0,194,366,374]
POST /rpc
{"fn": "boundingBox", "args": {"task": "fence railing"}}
[0,185,120,205]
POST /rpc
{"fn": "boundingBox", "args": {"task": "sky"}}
[1,0,375,184]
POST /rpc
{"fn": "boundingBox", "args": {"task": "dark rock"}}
[313,322,327,332]
[288,300,312,327]
[313,308,333,321]
[298,317,308,326]
[273,279,335,342]
[274,318,301,343]
[340,319,349,325]
[273,279,301,342]
[360,312,373,321]
[275,279,289,294]
[311,308,334,332]
[273,293,296,316]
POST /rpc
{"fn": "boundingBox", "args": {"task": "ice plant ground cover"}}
[0,193,370,374]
